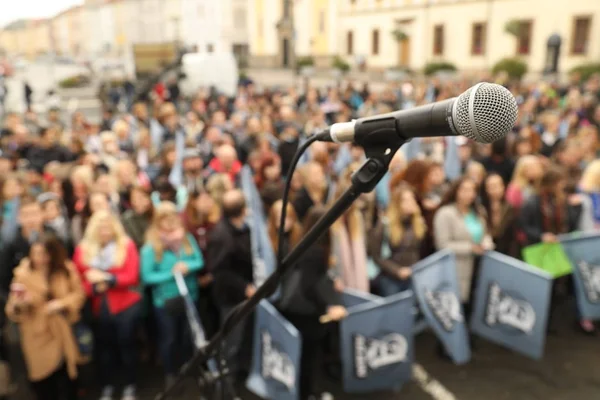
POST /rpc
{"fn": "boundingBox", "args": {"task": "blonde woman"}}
[506,155,543,209]
[140,202,204,386]
[206,173,234,207]
[331,180,369,293]
[73,210,141,400]
[579,159,600,229]
[369,185,426,296]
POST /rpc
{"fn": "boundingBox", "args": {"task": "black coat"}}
[208,219,254,307]
[519,195,581,245]
[26,144,74,172]
[277,244,341,317]
[0,225,59,293]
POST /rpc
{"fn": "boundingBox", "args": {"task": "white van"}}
[180,52,239,98]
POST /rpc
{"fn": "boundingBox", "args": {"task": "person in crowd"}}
[481,173,518,257]
[519,167,588,327]
[465,161,486,189]
[579,159,600,229]
[209,189,255,381]
[206,144,242,185]
[25,126,74,171]
[6,234,85,400]
[63,165,94,219]
[277,205,347,400]
[181,188,221,336]
[552,140,583,190]
[255,153,284,214]
[433,177,493,310]
[0,174,23,243]
[122,185,154,249]
[70,191,111,244]
[375,149,406,210]
[206,173,234,208]
[278,124,301,176]
[38,192,71,245]
[293,162,329,222]
[369,185,426,296]
[1,196,59,295]
[480,138,515,185]
[141,202,204,387]
[331,180,369,292]
[267,200,303,259]
[113,120,135,155]
[180,149,205,194]
[112,159,141,211]
[506,155,543,209]
[73,210,141,400]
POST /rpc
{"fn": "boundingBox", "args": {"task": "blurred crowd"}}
[0,71,599,400]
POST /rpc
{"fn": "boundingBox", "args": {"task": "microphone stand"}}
[155,142,404,400]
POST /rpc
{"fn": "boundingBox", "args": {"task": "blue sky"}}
[1,0,83,28]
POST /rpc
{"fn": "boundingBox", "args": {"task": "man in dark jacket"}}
[25,126,74,172]
[0,196,59,294]
[208,189,254,380]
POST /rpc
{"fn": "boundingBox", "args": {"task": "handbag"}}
[72,321,94,359]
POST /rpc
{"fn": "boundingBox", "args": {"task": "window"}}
[433,24,444,56]
[207,43,214,52]
[516,20,532,55]
[372,29,380,55]
[471,22,486,55]
[283,0,291,18]
[319,9,325,33]
[572,16,591,54]
[347,31,354,55]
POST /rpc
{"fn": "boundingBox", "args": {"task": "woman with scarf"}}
[369,185,426,296]
[182,189,220,337]
[481,173,519,258]
[331,179,369,293]
[6,234,85,400]
[520,167,589,333]
[140,202,204,387]
[267,200,302,258]
[73,210,141,400]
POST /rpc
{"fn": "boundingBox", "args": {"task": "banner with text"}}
[340,291,414,393]
[240,166,276,289]
[470,252,552,360]
[560,232,600,320]
[246,300,301,400]
[412,250,471,364]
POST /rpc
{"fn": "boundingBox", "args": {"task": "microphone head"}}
[452,83,518,143]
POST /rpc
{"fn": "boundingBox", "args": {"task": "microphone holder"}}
[155,142,404,400]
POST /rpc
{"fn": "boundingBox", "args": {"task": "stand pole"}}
[155,143,403,400]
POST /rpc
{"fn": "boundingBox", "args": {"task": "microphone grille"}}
[453,83,518,143]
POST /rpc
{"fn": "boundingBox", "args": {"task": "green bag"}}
[522,243,573,278]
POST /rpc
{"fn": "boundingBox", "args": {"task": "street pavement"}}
[4,61,102,124]
[8,298,600,400]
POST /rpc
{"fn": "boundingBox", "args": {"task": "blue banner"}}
[240,166,276,289]
[246,300,301,400]
[340,292,414,393]
[343,288,383,308]
[412,250,471,364]
[560,232,600,320]
[470,252,552,360]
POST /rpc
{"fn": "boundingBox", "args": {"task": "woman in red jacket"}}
[73,210,141,400]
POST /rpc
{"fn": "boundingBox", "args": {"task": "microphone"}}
[320,82,518,146]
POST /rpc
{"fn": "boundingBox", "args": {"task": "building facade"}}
[336,0,600,73]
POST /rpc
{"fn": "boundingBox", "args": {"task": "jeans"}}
[154,306,194,375]
[378,274,412,297]
[96,300,141,387]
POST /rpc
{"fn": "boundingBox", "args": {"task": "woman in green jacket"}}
[140,201,204,387]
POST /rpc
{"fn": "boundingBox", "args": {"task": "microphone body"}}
[329,98,457,148]
[322,83,518,146]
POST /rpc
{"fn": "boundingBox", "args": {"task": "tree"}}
[504,20,522,38]
[391,29,408,43]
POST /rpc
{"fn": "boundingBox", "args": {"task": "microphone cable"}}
[276,131,328,267]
